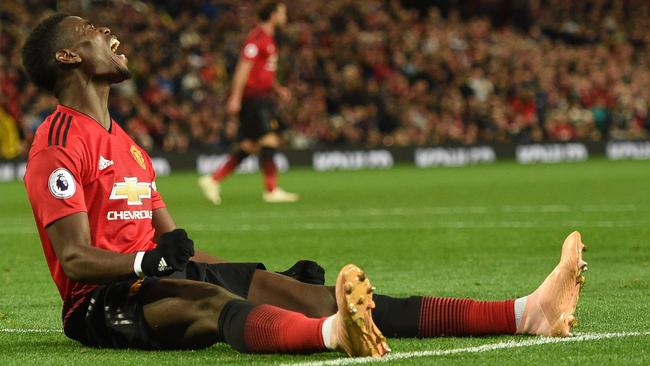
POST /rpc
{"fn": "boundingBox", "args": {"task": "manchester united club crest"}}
[130,145,146,170]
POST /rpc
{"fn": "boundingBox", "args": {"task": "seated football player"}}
[22,13,587,354]
[22,14,387,357]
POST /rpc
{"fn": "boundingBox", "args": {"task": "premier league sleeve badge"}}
[48,168,76,199]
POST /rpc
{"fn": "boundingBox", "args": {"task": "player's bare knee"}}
[174,286,240,347]
[259,133,280,148]
[146,279,242,328]
[192,284,241,320]
[239,140,257,154]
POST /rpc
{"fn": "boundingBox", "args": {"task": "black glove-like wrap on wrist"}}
[141,228,195,277]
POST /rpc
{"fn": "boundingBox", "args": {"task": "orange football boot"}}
[517,231,588,337]
[330,264,390,357]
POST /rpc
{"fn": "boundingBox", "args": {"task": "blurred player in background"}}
[199,1,298,205]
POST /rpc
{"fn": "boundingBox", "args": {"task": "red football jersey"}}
[24,105,164,324]
[241,26,277,97]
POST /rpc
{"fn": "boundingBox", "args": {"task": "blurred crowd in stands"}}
[1,0,649,158]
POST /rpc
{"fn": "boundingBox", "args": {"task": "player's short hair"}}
[22,13,70,92]
[258,0,283,21]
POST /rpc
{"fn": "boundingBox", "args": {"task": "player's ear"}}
[55,49,82,65]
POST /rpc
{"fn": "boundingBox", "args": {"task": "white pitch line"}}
[1,329,648,363]
[0,328,62,333]
[282,332,650,366]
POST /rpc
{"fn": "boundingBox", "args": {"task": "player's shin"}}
[218,264,388,357]
[372,295,516,337]
[212,149,248,182]
[218,299,328,354]
[260,146,277,192]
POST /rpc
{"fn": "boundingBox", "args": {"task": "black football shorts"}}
[238,96,284,141]
[63,262,265,349]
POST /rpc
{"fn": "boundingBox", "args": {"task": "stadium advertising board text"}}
[1,141,648,182]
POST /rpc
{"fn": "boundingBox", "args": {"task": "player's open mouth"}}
[109,37,127,60]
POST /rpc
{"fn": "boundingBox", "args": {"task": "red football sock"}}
[212,154,241,181]
[261,158,278,192]
[419,297,515,337]
[244,304,327,353]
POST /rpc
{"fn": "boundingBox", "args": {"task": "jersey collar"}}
[57,104,115,135]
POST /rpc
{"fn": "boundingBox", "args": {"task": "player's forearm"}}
[47,212,139,283]
[230,75,245,101]
[230,60,253,100]
[59,245,137,284]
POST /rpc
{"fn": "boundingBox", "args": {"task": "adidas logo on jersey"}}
[158,257,172,272]
[98,155,114,171]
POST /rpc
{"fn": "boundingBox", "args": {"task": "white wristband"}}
[133,251,146,277]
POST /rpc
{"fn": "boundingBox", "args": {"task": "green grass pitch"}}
[1,159,648,365]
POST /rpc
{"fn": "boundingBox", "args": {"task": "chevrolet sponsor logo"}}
[107,209,152,221]
[109,177,151,205]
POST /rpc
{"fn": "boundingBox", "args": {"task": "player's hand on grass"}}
[141,228,195,276]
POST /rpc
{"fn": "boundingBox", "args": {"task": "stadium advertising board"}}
[312,150,394,171]
[516,143,589,164]
[606,141,650,160]
[0,141,646,182]
[414,146,496,167]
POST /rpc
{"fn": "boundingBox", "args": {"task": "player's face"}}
[273,4,288,27]
[57,16,131,83]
